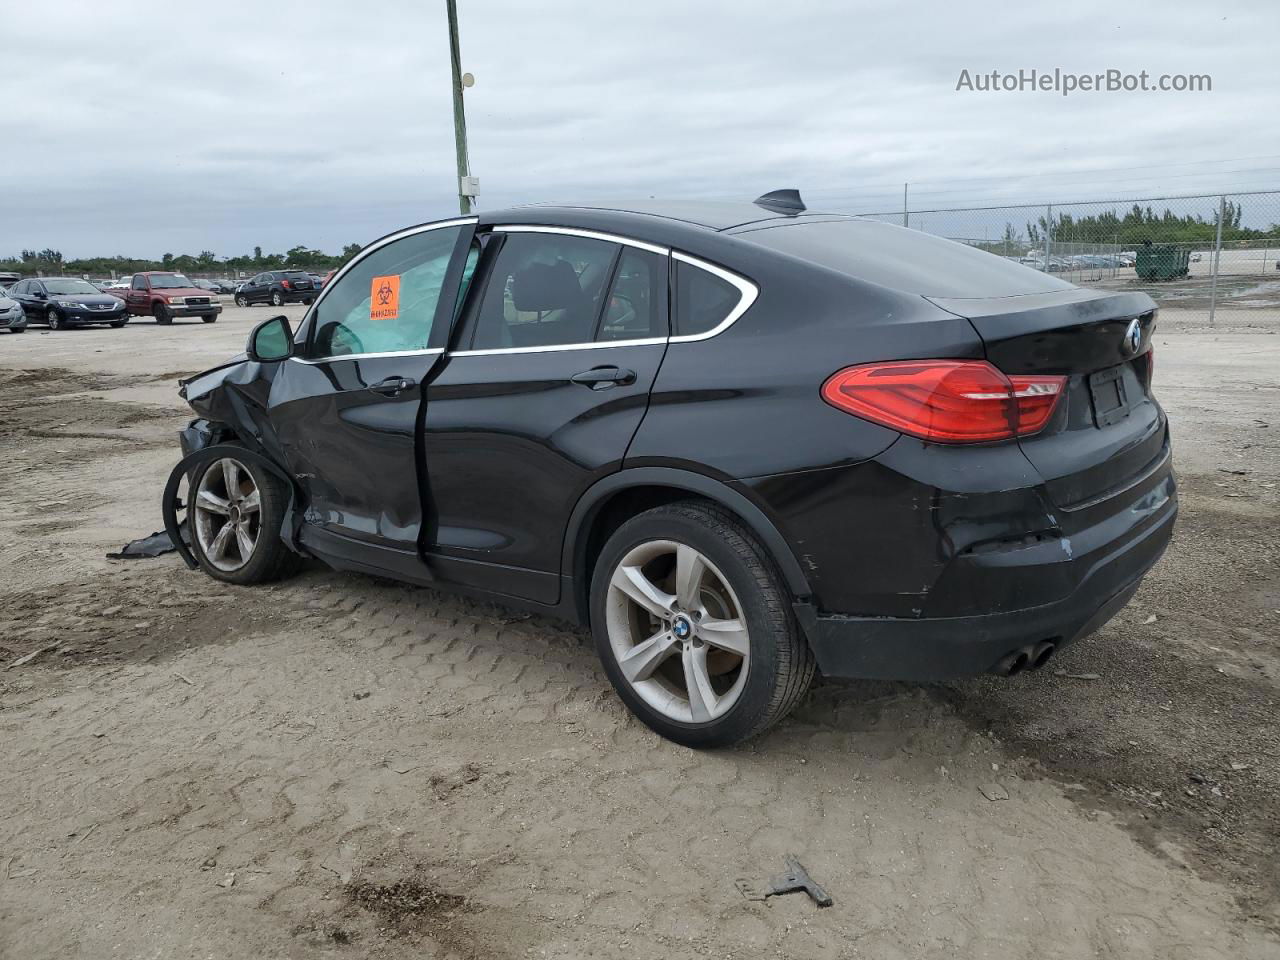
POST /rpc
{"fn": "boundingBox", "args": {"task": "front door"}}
[266,220,473,573]
[423,226,671,604]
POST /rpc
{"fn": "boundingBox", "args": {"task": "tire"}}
[303,298,314,306]
[153,303,172,325]
[187,454,302,585]
[270,291,284,307]
[589,501,815,748]
[202,315,217,323]
[10,326,26,333]
[110,319,127,328]
[234,294,249,307]
[47,309,66,331]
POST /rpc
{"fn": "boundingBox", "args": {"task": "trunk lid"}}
[929,287,1164,510]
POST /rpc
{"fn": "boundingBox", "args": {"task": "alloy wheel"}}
[193,458,262,572]
[604,539,750,724]
[235,294,248,307]
[48,309,63,330]
[271,291,283,306]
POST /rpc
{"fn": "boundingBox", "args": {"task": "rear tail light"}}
[821,360,1066,443]
[281,279,291,289]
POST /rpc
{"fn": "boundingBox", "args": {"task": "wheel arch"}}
[562,467,813,624]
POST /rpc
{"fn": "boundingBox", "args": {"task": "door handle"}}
[368,376,417,396]
[569,366,636,389]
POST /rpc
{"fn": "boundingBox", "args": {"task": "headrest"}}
[511,259,583,312]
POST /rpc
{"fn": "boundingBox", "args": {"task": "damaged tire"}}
[188,454,302,585]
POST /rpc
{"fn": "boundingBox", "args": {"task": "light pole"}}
[446,0,476,215]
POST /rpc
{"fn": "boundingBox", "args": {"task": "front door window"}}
[310,225,465,358]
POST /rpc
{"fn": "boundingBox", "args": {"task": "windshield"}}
[44,279,101,295]
[149,274,194,289]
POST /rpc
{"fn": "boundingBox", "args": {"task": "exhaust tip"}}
[993,650,1031,677]
[1028,641,1057,671]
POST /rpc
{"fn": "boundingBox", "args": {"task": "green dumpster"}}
[1135,244,1190,281]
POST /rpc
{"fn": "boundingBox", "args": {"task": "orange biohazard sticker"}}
[370,275,400,320]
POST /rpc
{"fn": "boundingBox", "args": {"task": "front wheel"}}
[188,454,302,585]
[201,315,217,323]
[234,294,248,307]
[590,501,815,748]
[153,303,172,324]
[110,319,128,328]
[47,309,67,331]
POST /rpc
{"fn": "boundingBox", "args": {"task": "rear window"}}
[740,218,1073,298]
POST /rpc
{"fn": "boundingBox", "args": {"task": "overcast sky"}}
[4,0,1278,259]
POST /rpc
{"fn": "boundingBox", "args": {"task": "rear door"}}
[265,220,474,567]
[9,281,31,318]
[422,225,670,604]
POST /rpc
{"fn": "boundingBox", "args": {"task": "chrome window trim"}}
[452,337,667,358]
[668,251,759,343]
[493,224,670,257]
[295,216,477,361]
[289,347,444,366]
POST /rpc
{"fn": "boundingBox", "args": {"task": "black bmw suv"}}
[233,270,318,307]
[170,193,1176,747]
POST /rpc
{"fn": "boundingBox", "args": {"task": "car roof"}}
[506,199,837,232]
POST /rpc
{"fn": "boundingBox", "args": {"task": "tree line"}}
[1021,200,1275,246]
[1,243,365,278]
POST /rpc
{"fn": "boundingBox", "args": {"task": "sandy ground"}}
[0,305,1277,959]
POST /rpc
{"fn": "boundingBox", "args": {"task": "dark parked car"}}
[0,286,26,332]
[233,270,318,307]
[168,193,1176,747]
[192,279,223,293]
[9,277,130,329]
[0,271,21,290]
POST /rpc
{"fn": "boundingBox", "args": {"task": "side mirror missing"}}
[247,314,294,362]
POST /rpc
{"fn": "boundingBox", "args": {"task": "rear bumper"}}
[798,480,1176,681]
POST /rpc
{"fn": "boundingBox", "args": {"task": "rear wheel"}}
[152,303,172,324]
[270,291,284,307]
[188,455,302,585]
[590,501,815,748]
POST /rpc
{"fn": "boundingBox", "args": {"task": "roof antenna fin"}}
[753,189,806,215]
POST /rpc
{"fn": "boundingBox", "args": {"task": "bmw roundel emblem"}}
[672,616,692,639]
[1123,318,1142,356]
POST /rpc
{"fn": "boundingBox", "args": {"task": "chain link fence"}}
[857,191,1280,326]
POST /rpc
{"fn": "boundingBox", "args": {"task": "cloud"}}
[3,0,1276,258]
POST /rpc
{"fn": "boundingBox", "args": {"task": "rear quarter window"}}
[674,259,745,337]
[740,218,1073,298]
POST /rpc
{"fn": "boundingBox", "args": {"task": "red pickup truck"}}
[114,272,223,324]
